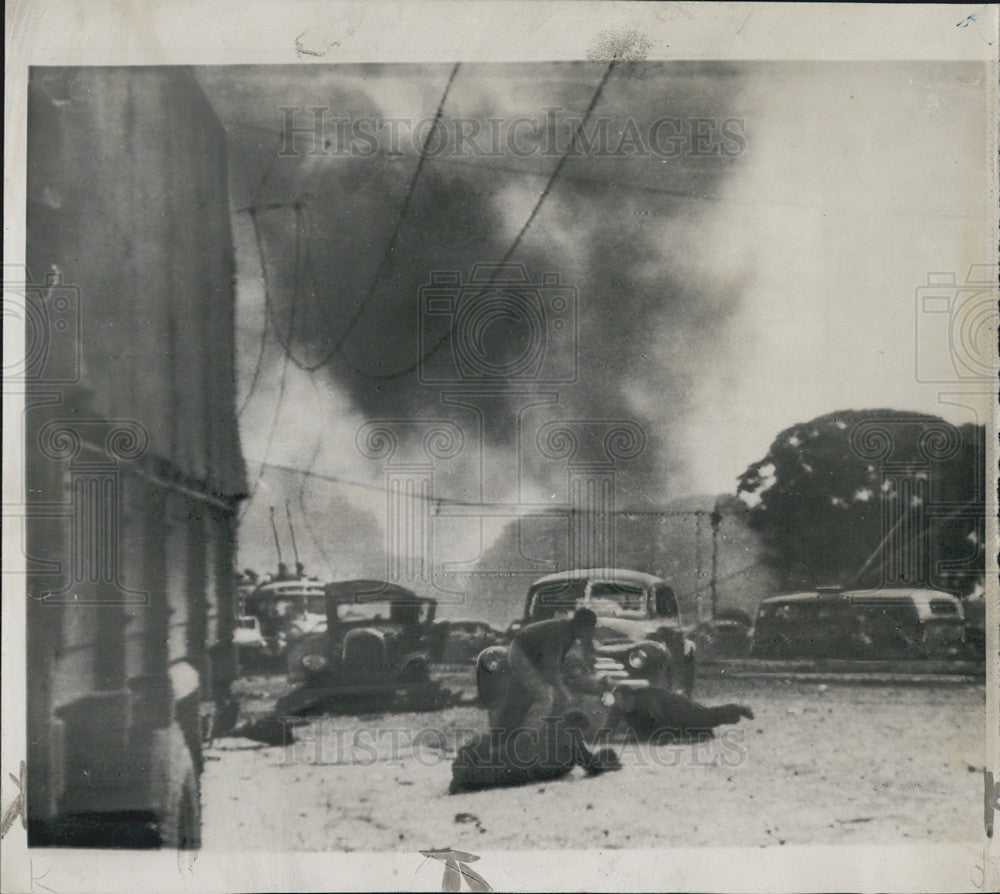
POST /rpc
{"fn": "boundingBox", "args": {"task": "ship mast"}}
[269,505,285,576]
[285,500,303,578]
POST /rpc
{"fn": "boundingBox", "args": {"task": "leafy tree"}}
[736,409,985,594]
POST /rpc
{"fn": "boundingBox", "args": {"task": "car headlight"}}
[301,653,328,672]
[482,653,502,673]
[627,648,648,670]
[600,690,617,708]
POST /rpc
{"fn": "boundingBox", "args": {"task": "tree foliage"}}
[737,409,985,594]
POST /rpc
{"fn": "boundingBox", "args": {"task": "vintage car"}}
[232,615,282,671]
[475,568,697,709]
[692,608,754,658]
[279,580,454,715]
[751,587,966,659]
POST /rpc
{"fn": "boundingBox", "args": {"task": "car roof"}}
[843,588,959,606]
[760,588,959,606]
[759,591,844,605]
[530,568,666,589]
[322,579,434,605]
[253,579,326,594]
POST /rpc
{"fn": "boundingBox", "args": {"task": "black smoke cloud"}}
[207,62,748,506]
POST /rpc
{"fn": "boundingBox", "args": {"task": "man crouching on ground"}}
[492,608,598,732]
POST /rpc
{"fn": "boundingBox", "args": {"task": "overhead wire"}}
[338,58,621,380]
[232,63,462,375]
[234,124,293,418]
[245,455,751,517]
[293,62,463,373]
[235,219,272,418]
[235,65,464,528]
[294,431,338,580]
[238,204,304,517]
[233,60,622,381]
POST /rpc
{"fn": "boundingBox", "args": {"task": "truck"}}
[23,68,246,848]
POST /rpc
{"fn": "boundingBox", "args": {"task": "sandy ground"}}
[201,671,986,852]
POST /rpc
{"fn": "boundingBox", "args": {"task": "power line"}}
[239,206,303,516]
[299,62,463,373]
[338,59,621,381]
[246,456,750,518]
[234,63,462,376]
[292,409,339,580]
[233,62,624,383]
[226,123,981,223]
[235,209,274,418]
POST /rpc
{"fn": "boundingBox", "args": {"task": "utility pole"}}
[694,510,704,623]
[710,503,722,620]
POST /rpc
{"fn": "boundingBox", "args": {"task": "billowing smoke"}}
[199,62,750,573]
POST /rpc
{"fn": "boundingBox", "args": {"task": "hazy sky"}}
[197,62,993,576]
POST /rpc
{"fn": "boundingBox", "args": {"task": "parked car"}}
[441,619,504,664]
[751,587,966,659]
[234,615,267,649]
[693,608,754,658]
[475,568,697,709]
[280,580,454,714]
[233,615,284,672]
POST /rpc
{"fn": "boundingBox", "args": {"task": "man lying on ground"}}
[449,709,621,794]
[596,685,754,743]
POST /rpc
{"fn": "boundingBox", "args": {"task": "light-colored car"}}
[233,615,267,649]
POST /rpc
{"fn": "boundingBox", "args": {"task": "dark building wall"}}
[27,66,245,496]
[25,67,245,835]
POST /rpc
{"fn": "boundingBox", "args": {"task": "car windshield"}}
[929,599,958,616]
[336,600,427,623]
[529,579,588,618]
[237,618,257,630]
[588,582,647,617]
[338,601,394,622]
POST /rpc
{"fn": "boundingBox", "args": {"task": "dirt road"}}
[201,674,986,852]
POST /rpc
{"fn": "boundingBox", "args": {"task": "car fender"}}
[475,645,509,706]
[395,651,431,674]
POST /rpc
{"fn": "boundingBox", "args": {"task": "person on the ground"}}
[492,608,598,731]
[597,684,754,742]
[450,709,621,793]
